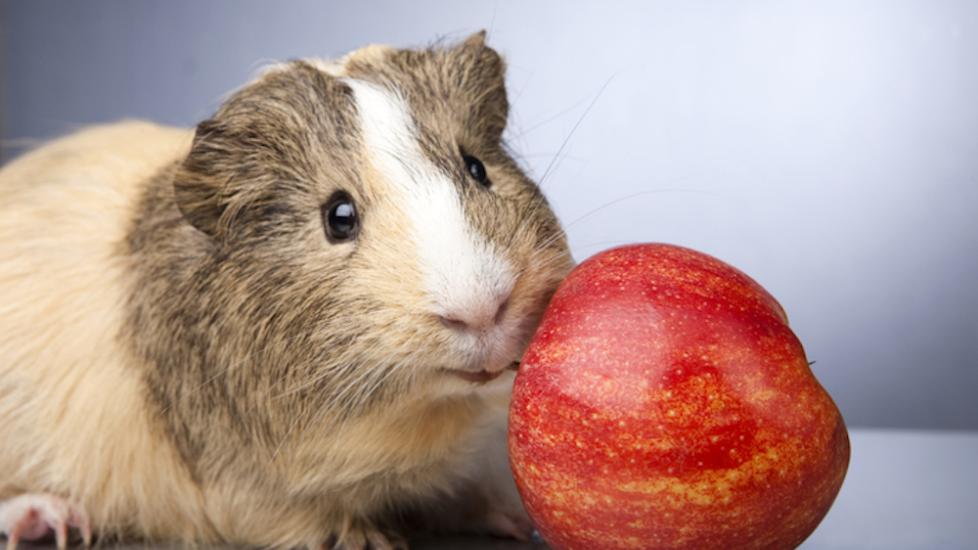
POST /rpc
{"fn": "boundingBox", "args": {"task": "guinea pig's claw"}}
[484,507,535,542]
[365,529,407,550]
[0,494,91,549]
[323,524,407,550]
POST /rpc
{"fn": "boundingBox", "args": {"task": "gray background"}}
[1,0,976,430]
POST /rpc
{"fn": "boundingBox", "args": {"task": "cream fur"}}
[0,122,213,539]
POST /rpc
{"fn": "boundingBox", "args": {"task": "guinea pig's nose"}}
[438,294,511,333]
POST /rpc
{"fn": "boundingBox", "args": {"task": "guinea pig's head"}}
[172,32,573,422]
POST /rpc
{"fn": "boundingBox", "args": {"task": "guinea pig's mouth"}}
[444,362,520,384]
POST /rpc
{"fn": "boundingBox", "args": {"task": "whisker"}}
[506,187,557,251]
[510,71,535,106]
[269,405,306,460]
[528,188,717,256]
[538,74,615,190]
[512,95,595,140]
[503,77,614,247]
[571,239,635,253]
[274,362,341,399]
[487,1,499,39]
[513,152,588,161]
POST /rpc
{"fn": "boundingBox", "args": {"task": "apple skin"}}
[509,244,849,550]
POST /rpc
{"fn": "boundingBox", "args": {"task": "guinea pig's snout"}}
[437,292,511,334]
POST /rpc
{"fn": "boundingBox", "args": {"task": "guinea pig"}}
[0,31,573,549]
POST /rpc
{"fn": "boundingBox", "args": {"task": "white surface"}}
[3,428,975,549]
[801,428,978,550]
[419,428,978,549]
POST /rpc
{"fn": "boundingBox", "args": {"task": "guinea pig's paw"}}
[323,523,408,550]
[483,506,535,542]
[0,493,92,550]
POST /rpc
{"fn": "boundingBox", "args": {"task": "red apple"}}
[509,243,849,550]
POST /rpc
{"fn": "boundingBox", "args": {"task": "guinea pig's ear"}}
[452,30,506,90]
[173,61,341,239]
[451,30,509,139]
[461,29,489,50]
[172,119,233,238]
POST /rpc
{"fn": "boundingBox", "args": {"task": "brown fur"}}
[0,33,573,548]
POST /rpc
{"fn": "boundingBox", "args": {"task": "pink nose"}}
[438,294,511,332]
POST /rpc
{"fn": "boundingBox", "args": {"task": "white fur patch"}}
[343,79,514,328]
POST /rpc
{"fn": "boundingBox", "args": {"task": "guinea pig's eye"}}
[462,154,491,188]
[322,191,359,243]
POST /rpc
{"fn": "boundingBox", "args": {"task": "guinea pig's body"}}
[0,34,572,549]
